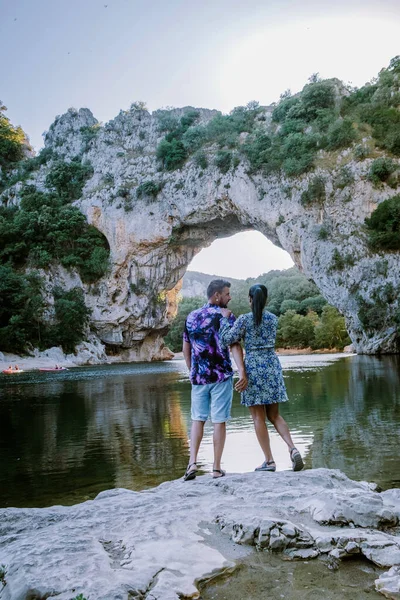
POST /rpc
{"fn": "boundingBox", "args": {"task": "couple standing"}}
[182,279,303,481]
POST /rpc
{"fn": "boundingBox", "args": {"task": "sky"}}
[2,0,400,278]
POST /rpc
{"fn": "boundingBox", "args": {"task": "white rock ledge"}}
[0,469,399,600]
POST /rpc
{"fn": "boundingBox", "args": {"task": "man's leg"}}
[210,377,233,477]
[212,422,226,474]
[189,420,205,466]
[184,384,210,479]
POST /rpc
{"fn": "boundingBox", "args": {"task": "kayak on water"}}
[38,367,68,372]
[2,369,24,375]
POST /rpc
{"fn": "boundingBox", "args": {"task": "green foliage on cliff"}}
[136,180,161,199]
[156,57,400,180]
[0,141,107,353]
[214,150,232,174]
[368,158,397,186]
[46,158,93,201]
[356,283,399,335]
[342,56,400,156]
[365,194,400,251]
[156,109,200,170]
[0,266,90,354]
[156,103,261,172]
[0,101,27,172]
[0,186,109,282]
[52,287,91,353]
[301,176,326,206]
[0,266,46,352]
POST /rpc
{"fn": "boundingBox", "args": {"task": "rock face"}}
[0,470,399,599]
[2,105,400,359]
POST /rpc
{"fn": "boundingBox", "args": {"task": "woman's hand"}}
[220,308,232,318]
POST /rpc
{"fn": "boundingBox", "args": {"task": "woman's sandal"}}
[183,462,198,481]
[255,460,276,472]
[212,469,226,479]
[290,448,304,472]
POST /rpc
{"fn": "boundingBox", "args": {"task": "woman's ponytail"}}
[249,284,268,326]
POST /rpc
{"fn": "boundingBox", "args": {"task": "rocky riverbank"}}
[0,469,399,599]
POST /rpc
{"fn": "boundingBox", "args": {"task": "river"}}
[0,353,398,508]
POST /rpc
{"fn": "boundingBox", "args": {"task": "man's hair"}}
[207,279,231,299]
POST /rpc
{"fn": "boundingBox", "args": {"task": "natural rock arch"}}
[3,103,400,358]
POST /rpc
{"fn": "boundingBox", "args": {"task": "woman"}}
[220,284,303,472]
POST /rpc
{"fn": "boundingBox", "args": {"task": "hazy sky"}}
[2,0,400,278]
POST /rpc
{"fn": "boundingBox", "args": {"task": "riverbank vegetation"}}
[165,269,350,352]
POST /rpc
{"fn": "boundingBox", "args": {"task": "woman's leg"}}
[265,404,304,471]
[249,405,274,464]
[265,403,295,450]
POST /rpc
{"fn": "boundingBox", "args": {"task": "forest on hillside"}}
[165,268,351,352]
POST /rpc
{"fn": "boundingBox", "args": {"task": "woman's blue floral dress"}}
[220,311,288,407]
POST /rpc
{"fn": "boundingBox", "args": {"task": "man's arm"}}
[182,340,192,370]
[230,343,248,392]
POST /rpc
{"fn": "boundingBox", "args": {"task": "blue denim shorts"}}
[191,377,233,423]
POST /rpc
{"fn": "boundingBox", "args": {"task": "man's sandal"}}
[183,462,198,481]
[290,448,304,472]
[212,469,226,479]
[255,460,276,472]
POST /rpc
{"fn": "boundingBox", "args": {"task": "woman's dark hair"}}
[249,284,268,326]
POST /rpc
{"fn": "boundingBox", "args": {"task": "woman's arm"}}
[229,343,248,391]
[219,315,246,346]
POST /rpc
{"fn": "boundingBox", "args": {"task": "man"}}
[182,279,247,480]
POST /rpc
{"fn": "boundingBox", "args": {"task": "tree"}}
[299,295,327,315]
[365,194,400,250]
[313,305,350,350]
[0,101,29,170]
[0,266,47,352]
[52,287,91,353]
[280,299,301,313]
[276,310,315,348]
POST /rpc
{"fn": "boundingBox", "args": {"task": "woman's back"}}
[239,310,278,349]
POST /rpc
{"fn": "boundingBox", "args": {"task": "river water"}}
[1,353,398,507]
[0,353,398,599]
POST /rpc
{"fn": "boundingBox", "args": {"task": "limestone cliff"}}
[2,76,400,359]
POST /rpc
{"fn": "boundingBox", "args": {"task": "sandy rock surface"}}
[0,469,399,600]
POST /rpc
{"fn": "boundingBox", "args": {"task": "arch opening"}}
[163,230,351,356]
[188,230,294,280]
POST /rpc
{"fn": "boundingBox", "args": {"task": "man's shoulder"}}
[186,304,210,324]
[187,304,207,319]
[186,304,222,327]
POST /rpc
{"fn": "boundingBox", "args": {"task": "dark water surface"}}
[0,354,399,508]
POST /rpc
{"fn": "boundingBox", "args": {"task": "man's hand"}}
[235,370,248,392]
[220,308,232,318]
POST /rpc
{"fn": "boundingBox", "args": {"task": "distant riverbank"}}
[1,345,354,374]
[172,346,353,361]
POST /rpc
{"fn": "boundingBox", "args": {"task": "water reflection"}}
[0,355,399,508]
[308,355,400,488]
